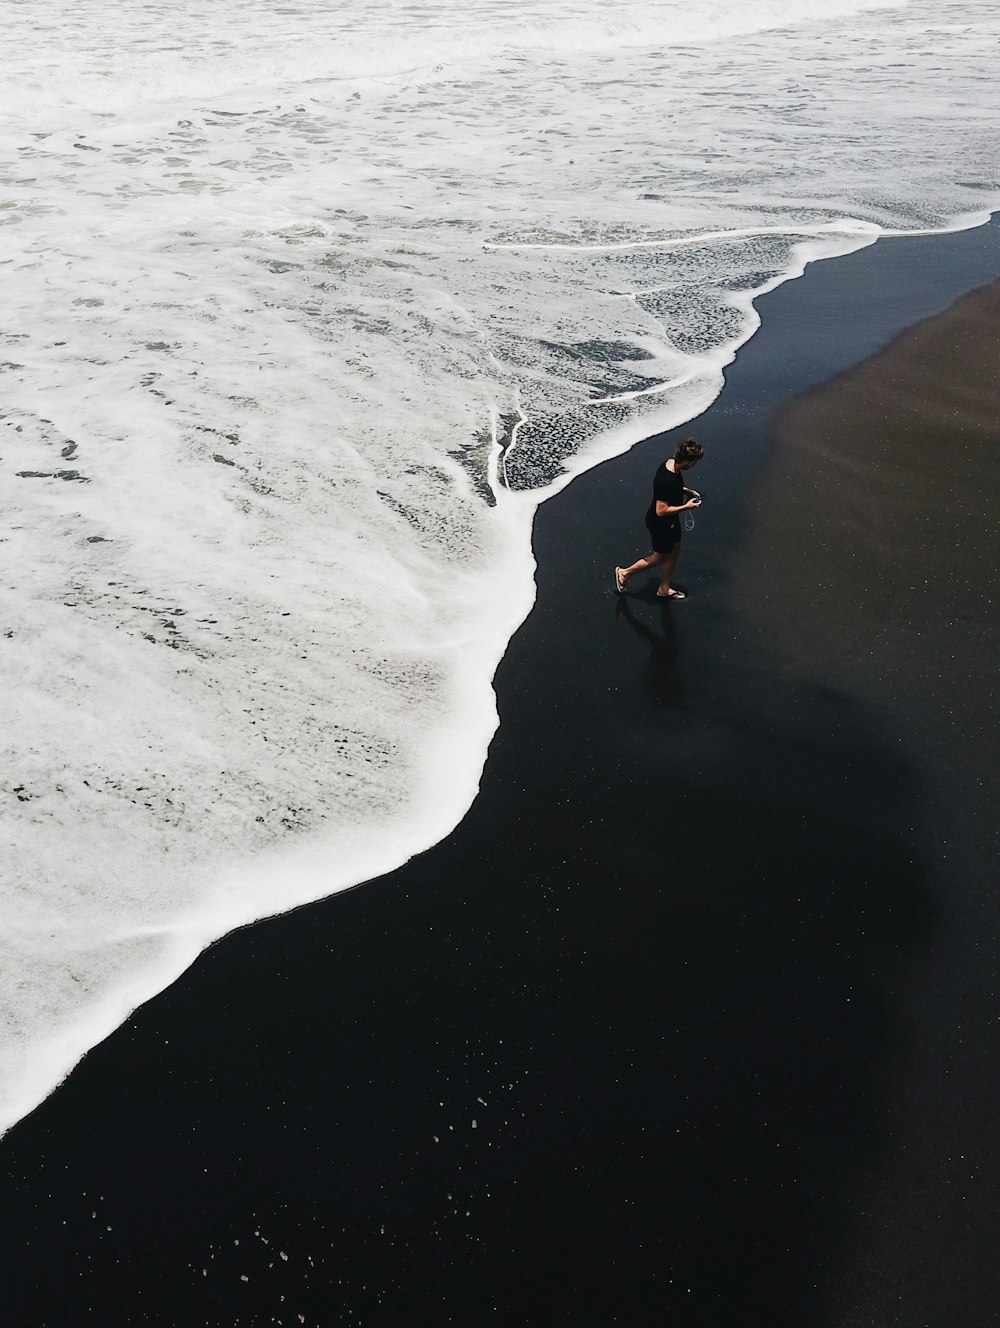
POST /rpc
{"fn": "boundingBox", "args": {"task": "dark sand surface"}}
[2,220,998,1327]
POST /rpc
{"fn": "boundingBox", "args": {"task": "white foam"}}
[2,0,999,1135]
[1,0,907,121]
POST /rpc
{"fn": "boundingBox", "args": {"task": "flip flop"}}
[614,566,626,594]
[656,588,686,600]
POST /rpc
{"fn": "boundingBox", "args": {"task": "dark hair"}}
[674,437,704,465]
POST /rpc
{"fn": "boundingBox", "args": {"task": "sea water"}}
[2,0,998,1134]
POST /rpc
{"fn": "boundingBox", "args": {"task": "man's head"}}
[674,437,704,470]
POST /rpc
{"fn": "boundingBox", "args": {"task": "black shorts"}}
[645,514,681,555]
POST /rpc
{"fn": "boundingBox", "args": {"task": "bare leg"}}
[656,545,682,597]
[618,551,665,588]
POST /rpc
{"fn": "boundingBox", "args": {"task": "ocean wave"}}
[1,0,998,1135]
[2,0,906,118]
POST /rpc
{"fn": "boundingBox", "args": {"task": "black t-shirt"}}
[651,463,685,511]
[644,463,685,552]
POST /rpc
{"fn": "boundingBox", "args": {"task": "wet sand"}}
[1,220,998,1326]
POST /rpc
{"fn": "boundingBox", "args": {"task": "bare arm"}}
[656,496,699,516]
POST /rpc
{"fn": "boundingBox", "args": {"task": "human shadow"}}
[616,595,681,708]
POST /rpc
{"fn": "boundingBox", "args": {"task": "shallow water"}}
[2,0,999,1133]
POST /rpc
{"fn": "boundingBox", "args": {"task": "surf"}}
[1,0,998,1136]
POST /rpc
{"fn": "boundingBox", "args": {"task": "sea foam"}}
[2,0,999,1134]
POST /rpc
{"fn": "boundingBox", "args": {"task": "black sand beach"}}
[2,220,999,1327]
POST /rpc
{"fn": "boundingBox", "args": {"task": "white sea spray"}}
[1,0,998,1134]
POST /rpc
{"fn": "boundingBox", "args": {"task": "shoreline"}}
[6,217,986,1146]
[2,219,999,1325]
